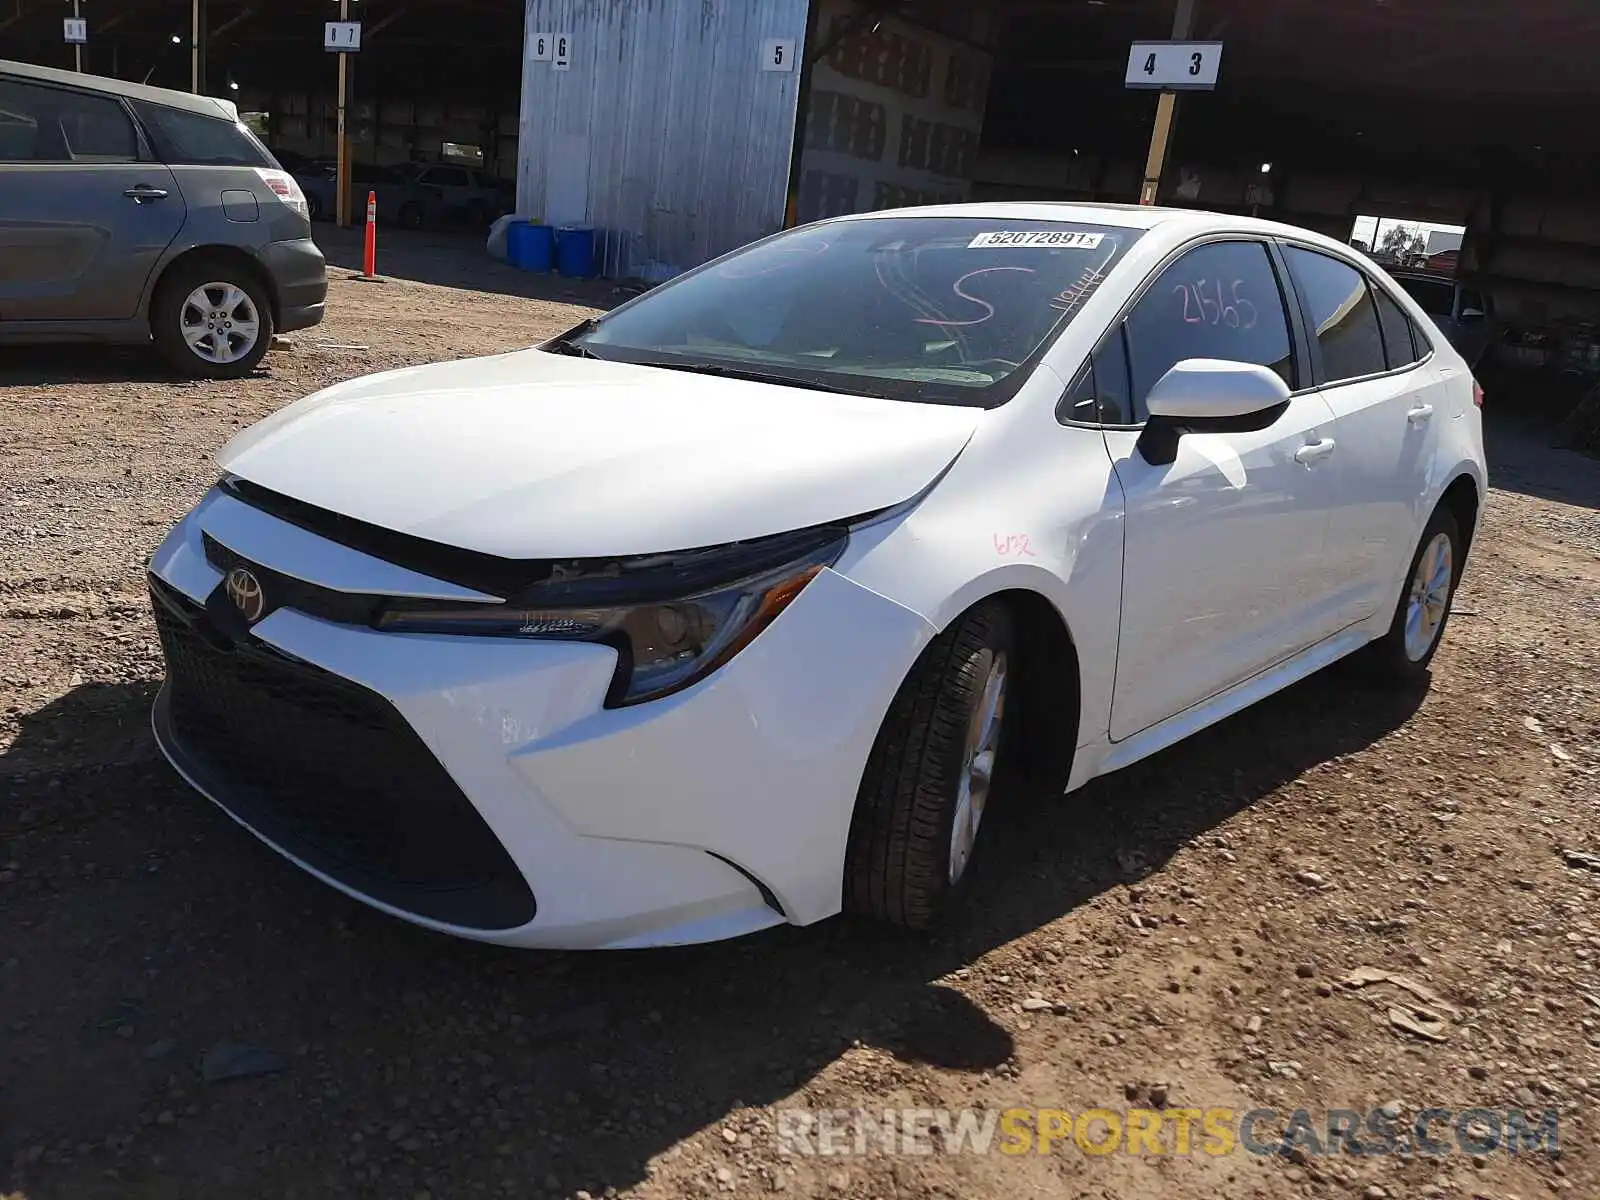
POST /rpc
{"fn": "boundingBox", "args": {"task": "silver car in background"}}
[0,59,327,378]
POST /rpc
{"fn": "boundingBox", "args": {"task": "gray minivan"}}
[0,60,326,378]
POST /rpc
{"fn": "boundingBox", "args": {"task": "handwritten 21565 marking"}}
[994,534,1037,558]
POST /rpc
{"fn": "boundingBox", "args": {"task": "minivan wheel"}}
[844,601,1014,930]
[1363,506,1462,680]
[152,261,275,380]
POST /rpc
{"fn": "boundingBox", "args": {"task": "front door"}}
[1101,238,1347,740]
[0,76,184,323]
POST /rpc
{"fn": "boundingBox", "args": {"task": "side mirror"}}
[1459,308,1485,323]
[1145,358,1293,421]
[1139,359,1293,466]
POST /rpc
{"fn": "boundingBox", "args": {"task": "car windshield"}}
[571,216,1144,406]
[1395,277,1455,316]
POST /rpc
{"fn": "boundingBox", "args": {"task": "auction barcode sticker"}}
[969,231,1104,249]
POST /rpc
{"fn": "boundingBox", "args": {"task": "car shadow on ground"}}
[0,343,206,387]
[313,224,627,310]
[0,663,1426,1198]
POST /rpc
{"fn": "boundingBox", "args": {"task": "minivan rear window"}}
[133,101,272,167]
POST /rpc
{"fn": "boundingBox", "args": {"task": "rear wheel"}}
[844,601,1014,930]
[151,259,274,380]
[398,201,424,230]
[1363,506,1462,679]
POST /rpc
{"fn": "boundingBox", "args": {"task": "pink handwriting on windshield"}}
[1050,266,1106,314]
[915,266,1037,327]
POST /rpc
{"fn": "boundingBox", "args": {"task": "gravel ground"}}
[2,239,1597,1200]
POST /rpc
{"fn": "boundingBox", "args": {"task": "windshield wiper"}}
[543,317,601,359]
[631,358,889,398]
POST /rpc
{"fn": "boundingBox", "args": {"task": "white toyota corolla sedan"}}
[147,203,1486,949]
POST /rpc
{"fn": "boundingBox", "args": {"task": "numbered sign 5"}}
[1124,40,1223,90]
[762,39,797,72]
[553,33,572,70]
[531,31,553,61]
[63,17,87,43]
[324,21,362,52]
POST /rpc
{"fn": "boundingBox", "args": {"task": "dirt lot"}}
[2,233,1597,1200]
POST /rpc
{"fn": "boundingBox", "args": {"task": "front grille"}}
[149,575,536,931]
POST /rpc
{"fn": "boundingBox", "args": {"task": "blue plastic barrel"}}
[555,225,597,278]
[508,222,554,272]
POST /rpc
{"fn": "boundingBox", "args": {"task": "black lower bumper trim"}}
[150,576,535,932]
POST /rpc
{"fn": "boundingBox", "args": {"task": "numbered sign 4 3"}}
[325,21,362,52]
[1125,40,1223,90]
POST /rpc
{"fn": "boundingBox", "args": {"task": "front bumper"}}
[146,488,934,948]
[260,238,328,332]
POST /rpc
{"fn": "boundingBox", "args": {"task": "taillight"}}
[255,168,308,219]
[1472,380,1485,408]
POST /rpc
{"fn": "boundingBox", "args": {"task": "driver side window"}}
[1122,240,1295,421]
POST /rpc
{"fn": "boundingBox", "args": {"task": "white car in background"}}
[146,203,1486,949]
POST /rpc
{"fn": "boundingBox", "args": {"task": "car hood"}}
[218,348,982,559]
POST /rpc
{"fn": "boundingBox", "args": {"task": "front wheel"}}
[843,601,1014,930]
[1363,507,1462,679]
[151,261,274,380]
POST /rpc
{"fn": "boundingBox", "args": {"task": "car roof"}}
[0,57,239,120]
[832,201,1365,256]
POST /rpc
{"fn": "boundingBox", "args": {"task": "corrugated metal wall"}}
[518,0,810,279]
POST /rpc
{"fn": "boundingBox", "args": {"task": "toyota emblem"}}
[224,566,266,624]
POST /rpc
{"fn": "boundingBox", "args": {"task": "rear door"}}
[1103,238,1347,740]
[1280,245,1448,626]
[0,75,184,322]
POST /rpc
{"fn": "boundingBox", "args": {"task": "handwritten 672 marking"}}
[994,534,1037,558]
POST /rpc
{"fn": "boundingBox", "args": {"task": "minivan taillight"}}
[1472,380,1485,408]
[255,168,308,219]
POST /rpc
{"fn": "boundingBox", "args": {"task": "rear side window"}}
[1284,247,1388,383]
[1395,276,1454,317]
[1370,283,1420,370]
[1123,240,1295,418]
[134,101,271,166]
[0,78,137,161]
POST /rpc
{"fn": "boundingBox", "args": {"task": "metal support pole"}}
[336,0,352,228]
[73,0,82,72]
[190,0,205,93]
[1138,0,1194,206]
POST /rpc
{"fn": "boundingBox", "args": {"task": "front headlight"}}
[375,526,848,706]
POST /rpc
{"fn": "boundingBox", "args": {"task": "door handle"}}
[1406,403,1435,426]
[1294,438,1336,466]
[124,185,169,202]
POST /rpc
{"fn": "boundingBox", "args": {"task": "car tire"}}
[398,202,423,231]
[306,192,323,222]
[843,600,1014,930]
[465,199,489,227]
[1362,506,1462,680]
[151,258,275,380]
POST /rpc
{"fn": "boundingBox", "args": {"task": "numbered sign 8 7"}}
[324,21,362,52]
[1124,40,1223,91]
